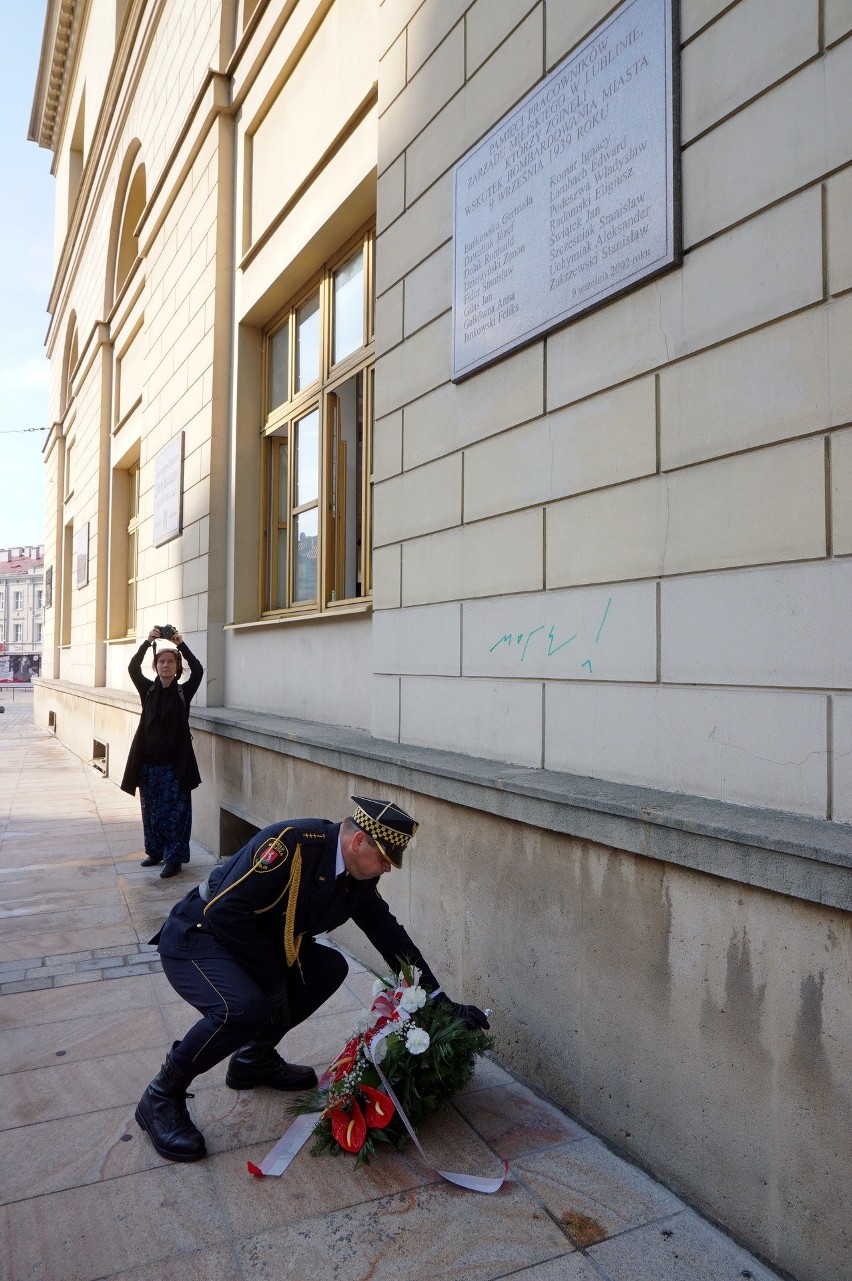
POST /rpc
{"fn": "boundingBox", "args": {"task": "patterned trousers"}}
[139,763,192,865]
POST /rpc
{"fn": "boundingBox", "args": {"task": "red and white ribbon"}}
[248,1055,507,1190]
[365,1021,508,1193]
[248,982,508,1191]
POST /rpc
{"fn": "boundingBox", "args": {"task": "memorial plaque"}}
[74,523,89,589]
[453,0,679,380]
[153,432,184,547]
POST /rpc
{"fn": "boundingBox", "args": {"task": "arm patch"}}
[253,835,291,870]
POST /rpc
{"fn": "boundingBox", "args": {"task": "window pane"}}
[327,372,365,602]
[293,508,318,602]
[333,250,364,364]
[295,293,320,390]
[295,409,319,507]
[276,527,288,608]
[277,438,289,522]
[268,323,289,410]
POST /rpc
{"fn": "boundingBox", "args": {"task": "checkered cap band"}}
[351,803,417,859]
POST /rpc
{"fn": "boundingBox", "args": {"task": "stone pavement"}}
[0,698,785,1281]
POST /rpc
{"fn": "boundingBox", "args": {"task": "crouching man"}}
[136,796,489,1161]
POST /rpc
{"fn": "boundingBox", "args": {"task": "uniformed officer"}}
[135,796,490,1162]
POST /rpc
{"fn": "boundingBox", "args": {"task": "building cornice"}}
[29,0,83,151]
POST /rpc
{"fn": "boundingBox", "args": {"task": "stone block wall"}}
[370,0,852,825]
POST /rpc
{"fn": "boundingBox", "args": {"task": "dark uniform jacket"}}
[121,639,203,796]
[156,819,439,997]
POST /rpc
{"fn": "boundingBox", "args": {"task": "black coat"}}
[120,639,203,795]
[156,819,439,997]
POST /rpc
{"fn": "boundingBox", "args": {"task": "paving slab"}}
[233,1182,574,1281]
[0,703,786,1281]
[514,1138,683,1247]
[587,1210,784,1281]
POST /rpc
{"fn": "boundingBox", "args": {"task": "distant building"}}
[0,545,45,681]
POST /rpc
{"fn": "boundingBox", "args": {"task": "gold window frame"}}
[260,227,375,618]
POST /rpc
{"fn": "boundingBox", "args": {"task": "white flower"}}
[372,1037,388,1064]
[399,985,427,1013]
[405,1026,430,1055]
[354,1009,374,1034]
[371,977,389,998]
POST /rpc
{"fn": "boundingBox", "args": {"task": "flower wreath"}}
[293,964,494,1166]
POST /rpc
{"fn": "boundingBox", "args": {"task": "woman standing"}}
[121,626,203,879]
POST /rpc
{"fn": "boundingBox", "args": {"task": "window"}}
[68,93,85,223]
[13,591,23,611]
[13,624,22,643]
[36,590,43,609]
[61,524,73,646]
[262,230,374,614]
[126,463,141,634]
[0,591,4,609]
[35,623,43,643]
[65,440,75,499]
[62,321,79,415]
[0,623,4,641]
[242,0,262,29]
[115,163,146,300]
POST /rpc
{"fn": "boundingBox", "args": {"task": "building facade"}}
[0,545,45,679]
[29,3,851,1277]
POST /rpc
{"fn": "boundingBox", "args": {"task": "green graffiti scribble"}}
[595,596,612,644]
[547,627,577,656]
[521,626,545,661]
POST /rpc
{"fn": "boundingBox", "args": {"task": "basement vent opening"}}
[92,739,109,776]
[220,807,261,860]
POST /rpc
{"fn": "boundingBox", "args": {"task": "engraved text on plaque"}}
[452,0,679,380]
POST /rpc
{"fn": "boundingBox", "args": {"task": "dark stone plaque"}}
[452,0,680,380]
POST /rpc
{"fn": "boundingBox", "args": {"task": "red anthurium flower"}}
[330,1101,367,1153]
[360,1085,395,1129]
[330,1036,359,1082]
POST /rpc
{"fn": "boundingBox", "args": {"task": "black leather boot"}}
[140,855,162,866]
[135,1049,207,1162]
[225,1042,318,1091]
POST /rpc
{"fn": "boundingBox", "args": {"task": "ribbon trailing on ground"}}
[248,1050,507,1190]
[248,979,508,1191]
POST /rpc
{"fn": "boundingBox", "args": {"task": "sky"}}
[0,2,55,549]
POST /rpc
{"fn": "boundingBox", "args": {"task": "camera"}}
[157,624,175,639]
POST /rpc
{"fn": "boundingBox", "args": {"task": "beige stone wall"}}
[223,0,378,724]
[181,729,851,1281]
[371,0,852,824]
[41,0,227,702]
[39,0,382,728]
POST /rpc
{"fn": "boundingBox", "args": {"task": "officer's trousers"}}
[161,936,348,1077]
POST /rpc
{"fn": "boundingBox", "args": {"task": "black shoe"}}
[159,862,181,879]
[226,1044,318,1092]
[135,1051,206,1162]
[140,855,162,867]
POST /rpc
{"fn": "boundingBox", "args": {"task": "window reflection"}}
[293,509,318,602]
[295,409,319,506]
[268,323,289,410]
[333,251,364,364]
[296,293,320,389]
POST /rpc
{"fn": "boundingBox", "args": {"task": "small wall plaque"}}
[74,523,89,588]
[153,432,184,547]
